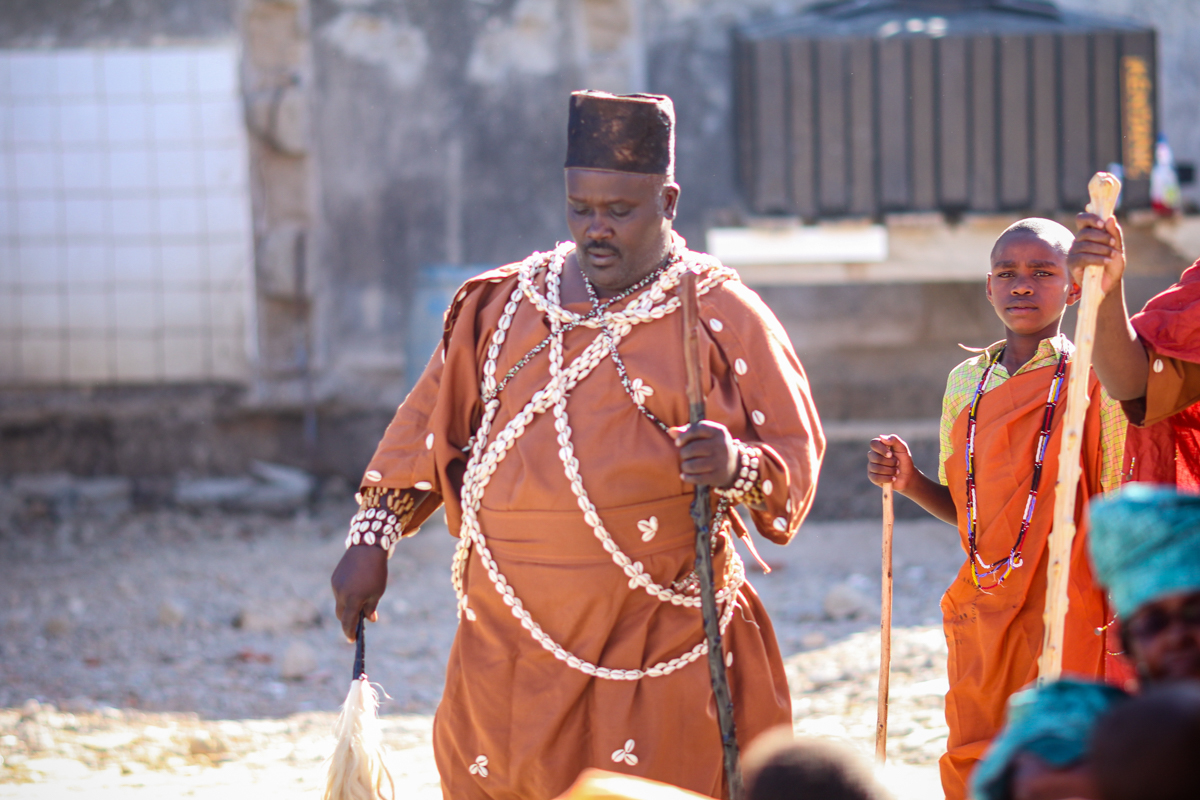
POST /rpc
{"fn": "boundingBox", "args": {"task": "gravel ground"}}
[0,503,963,799]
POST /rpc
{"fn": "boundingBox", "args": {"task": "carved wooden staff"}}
[1037,172,1122,684]
[680,270,743,800]
[875,482,895,763]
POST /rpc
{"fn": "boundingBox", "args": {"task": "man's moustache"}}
[585,243,619,257]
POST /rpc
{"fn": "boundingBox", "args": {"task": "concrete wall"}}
[304,0,826,408]
[297,0,766,402]
[7,0,1197,409]
[304,0,1200,411]
[2,0,1198,496]
[0,0,236,46]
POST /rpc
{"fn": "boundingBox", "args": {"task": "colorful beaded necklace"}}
[964,344,1068,589]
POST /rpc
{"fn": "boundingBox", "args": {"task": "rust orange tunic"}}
[361,253,824,799]
[939,363,1111,800]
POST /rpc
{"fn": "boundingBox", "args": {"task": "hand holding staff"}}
[1037,172,1121,684]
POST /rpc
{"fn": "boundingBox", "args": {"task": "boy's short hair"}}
[743,729,886,800]
[990,218,1075,261]
[1090,683,1200,800]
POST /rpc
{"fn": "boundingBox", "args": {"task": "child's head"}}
[1088,486,1200,684]
[1090,683,1200,800]
[971,679,1129,800]
[742,729,886,800]
[987,219,1078,340]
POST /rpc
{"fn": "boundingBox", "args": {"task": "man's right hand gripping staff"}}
[866,434,956,525]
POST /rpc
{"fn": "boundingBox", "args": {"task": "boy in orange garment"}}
[866,219,1126,800]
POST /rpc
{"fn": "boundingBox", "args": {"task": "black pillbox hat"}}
[564,91,675,176]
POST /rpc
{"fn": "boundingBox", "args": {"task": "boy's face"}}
[986,234,1079,338]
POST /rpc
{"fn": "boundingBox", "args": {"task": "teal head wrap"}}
[1088,485,1200,619]
[971,679,1130,800]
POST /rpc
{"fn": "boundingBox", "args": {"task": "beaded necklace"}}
[582,270,673,433]
[582,266,734,544]
[483,260,670,404]
[964,345,1069,589]
[450,242,745,681]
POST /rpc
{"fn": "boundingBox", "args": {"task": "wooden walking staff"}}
[1037,171,1122,685]
[680,270,743,800]
[875,482,895,763]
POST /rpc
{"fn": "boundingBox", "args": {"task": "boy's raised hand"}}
[1069,212,1125,296]
[867,435,916,492]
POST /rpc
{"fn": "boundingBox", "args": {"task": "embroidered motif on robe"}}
[358,254,825,799]
[937,347,1117,800]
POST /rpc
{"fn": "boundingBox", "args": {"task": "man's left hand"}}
[669,421,738,488]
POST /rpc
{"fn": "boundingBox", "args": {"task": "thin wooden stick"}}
[876,482,895,764]
[1037,172,1122,684]
[680,270,743,800]
[681,271,705,417]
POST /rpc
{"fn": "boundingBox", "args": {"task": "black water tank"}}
[735,0,1157,218]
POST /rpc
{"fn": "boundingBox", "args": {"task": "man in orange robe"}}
[1069,213,1200,489]
[868,219,1124,800]
[330,91,825,799]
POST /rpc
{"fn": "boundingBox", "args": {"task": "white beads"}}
[762,479,774,496]
[426,433,435,449]
[735,358,748,376]
[345,507,402,551]
[709,318,724,332]
[450,240,743,682]
[752,409,766,426]
[628,378,654,405]
[611,739,638,766]
[365,470,382,482]
[415,480,433,491]
[773,517,787,532]
[716,441,762,503]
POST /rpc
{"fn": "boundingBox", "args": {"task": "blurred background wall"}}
[0,0,1197,517]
